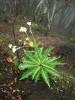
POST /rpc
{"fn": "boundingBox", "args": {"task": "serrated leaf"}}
[48,56,59,62]
[32,66,40,79]
[18,63,38,70]
[42,47,53,62]
[35,47,43,60]
[49,60,65,66]
[34,42,39,51]
[43,60,64,68]
[41,68,50,87]
[44,67,60,77]
[35,71,41,82]
[34,42,43,61]
[24,50,38,63]
[22,60,37,65]
[20,67,38,80]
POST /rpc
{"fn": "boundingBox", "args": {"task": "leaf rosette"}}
[19,42,64,87]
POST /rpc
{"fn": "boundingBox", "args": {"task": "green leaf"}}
[35,71,41,82]
[32,66,40,79]
[21,57,26,63]
[43,60,64,68]
[34,42,43,60]
[18,63,38,70]
[35,47,43,60]
[18,63,25,70]
[20,67,38,80]
[41,68,50,87]
[44,67,60,77]
[34,42,39,51]
[18,42,64,87]
[42,47,53,62]
[13,56,19,65]
[48,56,59,62]
[24,50,38,63]
[22,60,37,65]
[49,60,64,66]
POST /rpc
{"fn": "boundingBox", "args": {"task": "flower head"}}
[12,46,22,53]
[12,47,17,53]
[29,41,34,47]
[27,22,31,26]
[19,27,27,33]
[8,44,12,48]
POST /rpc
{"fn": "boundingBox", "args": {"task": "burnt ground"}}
[0,21,75,100]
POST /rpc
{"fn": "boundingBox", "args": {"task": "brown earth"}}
[0,21,75,100]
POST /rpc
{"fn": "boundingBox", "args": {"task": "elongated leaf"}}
[22,60,37,65]
[24,50,38,63]
[24,64,37,68]
[32,66,40,79]
[41,68,50,87]
[19,63,38,70]
[34,42,39,57]
[48,56,59,62]
[42,47,53,62]
[44,67,60,77]
[42,61,56,68]
[21,57,38,65]
[49,60,65,66]
[34,42,43,61]
[47,56,65,65]
[42,63,60,76]
[43,60,64,68]
[34,42,39,51]
[20,67,38,80]
[35,47,43,60]
[35,71,41,82]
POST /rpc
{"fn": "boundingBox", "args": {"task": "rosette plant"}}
[19,42,64,87]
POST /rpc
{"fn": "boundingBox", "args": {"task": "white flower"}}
[8,44,12,48]
[19,27,27,33]
[12,47,21,53]
[27,22,31,26]
[12,47,17,53]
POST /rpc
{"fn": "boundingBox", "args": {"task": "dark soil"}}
[0,21,75,100]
